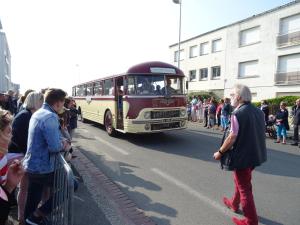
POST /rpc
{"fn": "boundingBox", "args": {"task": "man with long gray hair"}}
[213,84,267,225]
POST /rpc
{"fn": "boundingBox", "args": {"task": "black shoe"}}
[26,214,43,225]
[291,142,298,146]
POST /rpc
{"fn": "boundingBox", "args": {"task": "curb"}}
[72,148,156,225]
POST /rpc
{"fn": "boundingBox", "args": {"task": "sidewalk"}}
[72,164,112,225]
[7,165,111,225]
[187,120,294,139]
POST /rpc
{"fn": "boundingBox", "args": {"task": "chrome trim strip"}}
[131,118,185,124]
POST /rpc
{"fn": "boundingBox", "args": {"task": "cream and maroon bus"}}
[72,61,187,136]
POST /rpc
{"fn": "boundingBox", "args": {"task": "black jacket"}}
[221,103,267,170]
[8,109,32,154]
[292,105,300,125]
[276,109,289,130]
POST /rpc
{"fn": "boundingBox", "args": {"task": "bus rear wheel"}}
[105,111,116,136]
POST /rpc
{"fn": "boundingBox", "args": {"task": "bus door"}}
[115,77,124,129]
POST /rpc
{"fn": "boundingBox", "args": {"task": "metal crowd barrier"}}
[49,153,74,225]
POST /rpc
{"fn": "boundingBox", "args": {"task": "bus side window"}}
[104,79,113,95]
[86,83,93,96]
[127,77,136,95]
[94,81,103,96]
[77,85,84,96]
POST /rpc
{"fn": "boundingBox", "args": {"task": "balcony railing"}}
[277,30,300,47]
[275,71,300,85]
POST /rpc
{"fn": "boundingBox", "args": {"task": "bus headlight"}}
[180,109,186,117]
[144,112,151,119]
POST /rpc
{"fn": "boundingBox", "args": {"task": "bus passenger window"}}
[104,79,113,95]
[127,77,136,95]
[76,85,84,96]
[86,83,93,96]
[94,82,103,96]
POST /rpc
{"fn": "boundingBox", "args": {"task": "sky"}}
[0,0,294,95]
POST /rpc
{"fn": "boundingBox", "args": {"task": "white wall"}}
[170,2,300,101]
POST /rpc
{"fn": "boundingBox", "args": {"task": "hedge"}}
[187,91,220,101]
[253,96,299,107]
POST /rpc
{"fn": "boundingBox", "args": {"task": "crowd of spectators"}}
[0,88,78,225]
[187,94,300,148]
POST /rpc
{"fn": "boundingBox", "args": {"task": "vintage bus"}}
[72,61,187,136]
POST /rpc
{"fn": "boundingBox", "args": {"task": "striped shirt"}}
[0,154,8,185]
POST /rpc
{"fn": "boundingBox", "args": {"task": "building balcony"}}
[275,71,300,85]
[277,30,300,47]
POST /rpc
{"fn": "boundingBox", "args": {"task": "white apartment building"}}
[0,19,12,93]
[169,1,300,101]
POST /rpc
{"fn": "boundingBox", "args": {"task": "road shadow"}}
[75,146,176,225]
[123,131,224,164]
[73,132,96,141]
[258,216,284,225]
[78,121,300,178]
[256,147,300,178]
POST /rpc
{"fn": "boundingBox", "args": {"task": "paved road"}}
[72,121,300,225]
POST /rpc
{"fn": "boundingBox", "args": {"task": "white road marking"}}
[94,136,129,155]
[74,195,85,202]
[151,168,237,218]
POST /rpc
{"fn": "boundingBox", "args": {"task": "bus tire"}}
[104,110,116,136]
[81,112,87,123]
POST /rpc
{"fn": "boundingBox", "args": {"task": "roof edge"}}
[169,0,300,48]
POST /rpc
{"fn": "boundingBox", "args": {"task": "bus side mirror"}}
[186,81,189,90]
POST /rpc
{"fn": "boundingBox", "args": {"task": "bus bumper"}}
[123,118,187,133]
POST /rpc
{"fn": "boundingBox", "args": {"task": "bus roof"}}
[73,61,184,87]
[127,61,184,76]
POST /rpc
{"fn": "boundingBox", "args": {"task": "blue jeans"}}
[221,116,229,129]
[276,124,287,138]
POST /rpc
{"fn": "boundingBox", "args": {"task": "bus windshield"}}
[127,75,183,96]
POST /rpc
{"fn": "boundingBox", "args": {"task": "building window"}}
[279,13,300,35]
[277,13,300,47]
[199,68,208,80]
[278,53,300,73]
[174,49,184,62]
[240,26,260,46]
[211,66,221,79]
[189,45,198,58]
[276,53,300,85]
[200,42,209,55]
[212,39,222,53]
[238,60,259,78]
[189,70,197,81]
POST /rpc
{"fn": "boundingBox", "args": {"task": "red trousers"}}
[231,168,258,225]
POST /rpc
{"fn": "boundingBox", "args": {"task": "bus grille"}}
[151,122,180,131]
[151,110,180,119]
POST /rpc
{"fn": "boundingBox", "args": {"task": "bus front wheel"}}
[105,111,116,136]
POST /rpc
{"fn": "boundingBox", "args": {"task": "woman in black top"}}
[7,92,44,224]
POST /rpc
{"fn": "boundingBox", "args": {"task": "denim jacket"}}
[23,103,62,174]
